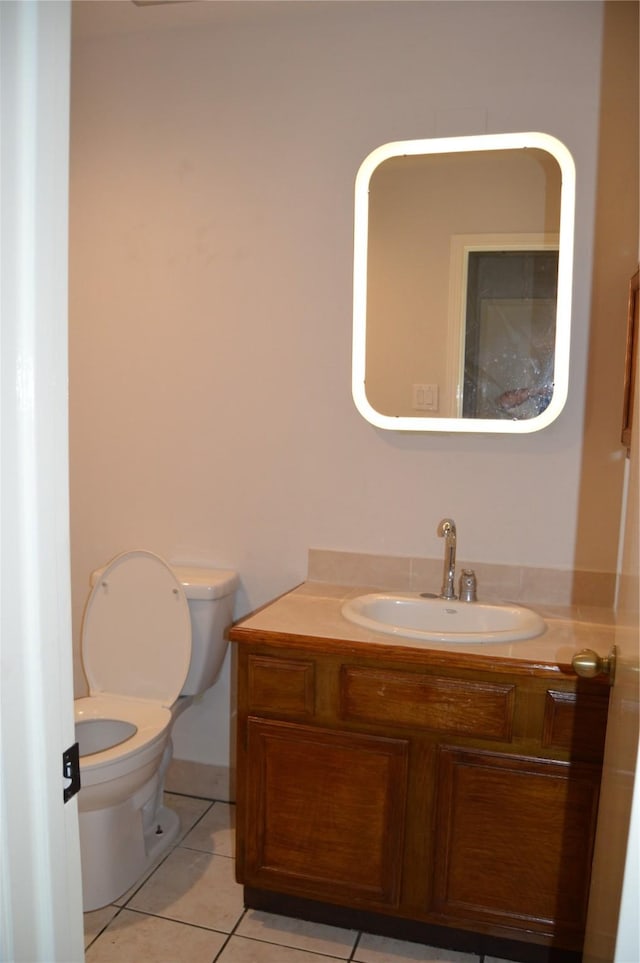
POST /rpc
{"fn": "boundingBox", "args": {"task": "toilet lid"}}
[81,550,192,706]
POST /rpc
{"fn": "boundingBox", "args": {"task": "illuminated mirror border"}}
[352,131,576,433]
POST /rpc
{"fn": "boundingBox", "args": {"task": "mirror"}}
[352,132,575,432]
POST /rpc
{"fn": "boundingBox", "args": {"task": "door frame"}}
[0,3,84,960]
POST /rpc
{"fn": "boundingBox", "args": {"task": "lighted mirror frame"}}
[352,131,576,433]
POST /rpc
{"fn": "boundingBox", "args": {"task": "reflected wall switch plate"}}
[412,383,439,411]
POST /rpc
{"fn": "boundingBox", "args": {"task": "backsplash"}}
[308,549,615,609]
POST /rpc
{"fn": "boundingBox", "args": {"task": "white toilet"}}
[74,549,238,911]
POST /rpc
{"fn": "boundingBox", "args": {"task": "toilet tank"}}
[171,565,239,696]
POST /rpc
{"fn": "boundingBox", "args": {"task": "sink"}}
[341,593,546,644]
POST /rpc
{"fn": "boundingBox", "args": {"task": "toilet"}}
[74,549,238,911]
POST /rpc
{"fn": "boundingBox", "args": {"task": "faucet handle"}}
[458,569,477,602]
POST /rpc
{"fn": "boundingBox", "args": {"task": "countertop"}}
[229,581,616,678]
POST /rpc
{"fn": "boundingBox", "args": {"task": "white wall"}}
[68,1,637,767]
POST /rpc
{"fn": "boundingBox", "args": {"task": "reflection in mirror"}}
[352,132,575,433]
[462,247,558,419]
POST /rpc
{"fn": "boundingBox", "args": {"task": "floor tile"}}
[236,909,357,957]
[354,933,481,962]
[181,800,236,856]
[217,934,348,962]
[83,903,119,949]
[85,908,227,963]
[167,791,214,842]
[128,847,244,932]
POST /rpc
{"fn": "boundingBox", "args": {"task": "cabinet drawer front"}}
[244,718,409,908]
[543,689,609,761]
[341,666,515,740]
[247,655,315,717]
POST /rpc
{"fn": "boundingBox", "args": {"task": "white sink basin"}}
[341,593,546,644]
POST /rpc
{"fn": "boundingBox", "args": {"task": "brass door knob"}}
[572,646,617,684]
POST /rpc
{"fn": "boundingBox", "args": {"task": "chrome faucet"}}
[437,518,457,599]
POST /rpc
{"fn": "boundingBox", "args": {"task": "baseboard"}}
[165,758,235,802]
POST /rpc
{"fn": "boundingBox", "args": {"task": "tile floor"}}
[83,792,510,963]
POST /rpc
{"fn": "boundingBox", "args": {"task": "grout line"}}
[123,904,234,935]
[211,906,248,962]
[213,930,358,961]
[174,797,217,841]
[167,790,235,805]
[177,844,236,861]
[83,904,127,953]
[348,930,363,961]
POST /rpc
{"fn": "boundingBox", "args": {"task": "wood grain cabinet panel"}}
[341,665,515,740]
[432,746,601,948]
[243,717,409,908]
[247,655,315,717]
[542,688,609,761]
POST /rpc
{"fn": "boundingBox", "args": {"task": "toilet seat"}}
[75,694,171,774]
[81,550,192,706]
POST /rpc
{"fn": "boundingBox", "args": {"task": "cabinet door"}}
[242,717,409,909]
[432,746,601,948]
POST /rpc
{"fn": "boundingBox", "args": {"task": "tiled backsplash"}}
[308,548,616,609]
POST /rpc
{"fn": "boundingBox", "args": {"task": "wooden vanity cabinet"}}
[233,636,609,961]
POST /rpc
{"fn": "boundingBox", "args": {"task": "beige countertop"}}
[230,580,616,677]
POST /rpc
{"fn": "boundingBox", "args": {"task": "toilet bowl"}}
[74,549,237,911]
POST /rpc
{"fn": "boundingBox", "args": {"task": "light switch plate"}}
[412,384,439,411]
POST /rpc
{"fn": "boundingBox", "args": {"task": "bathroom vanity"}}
[230,583,612,962]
